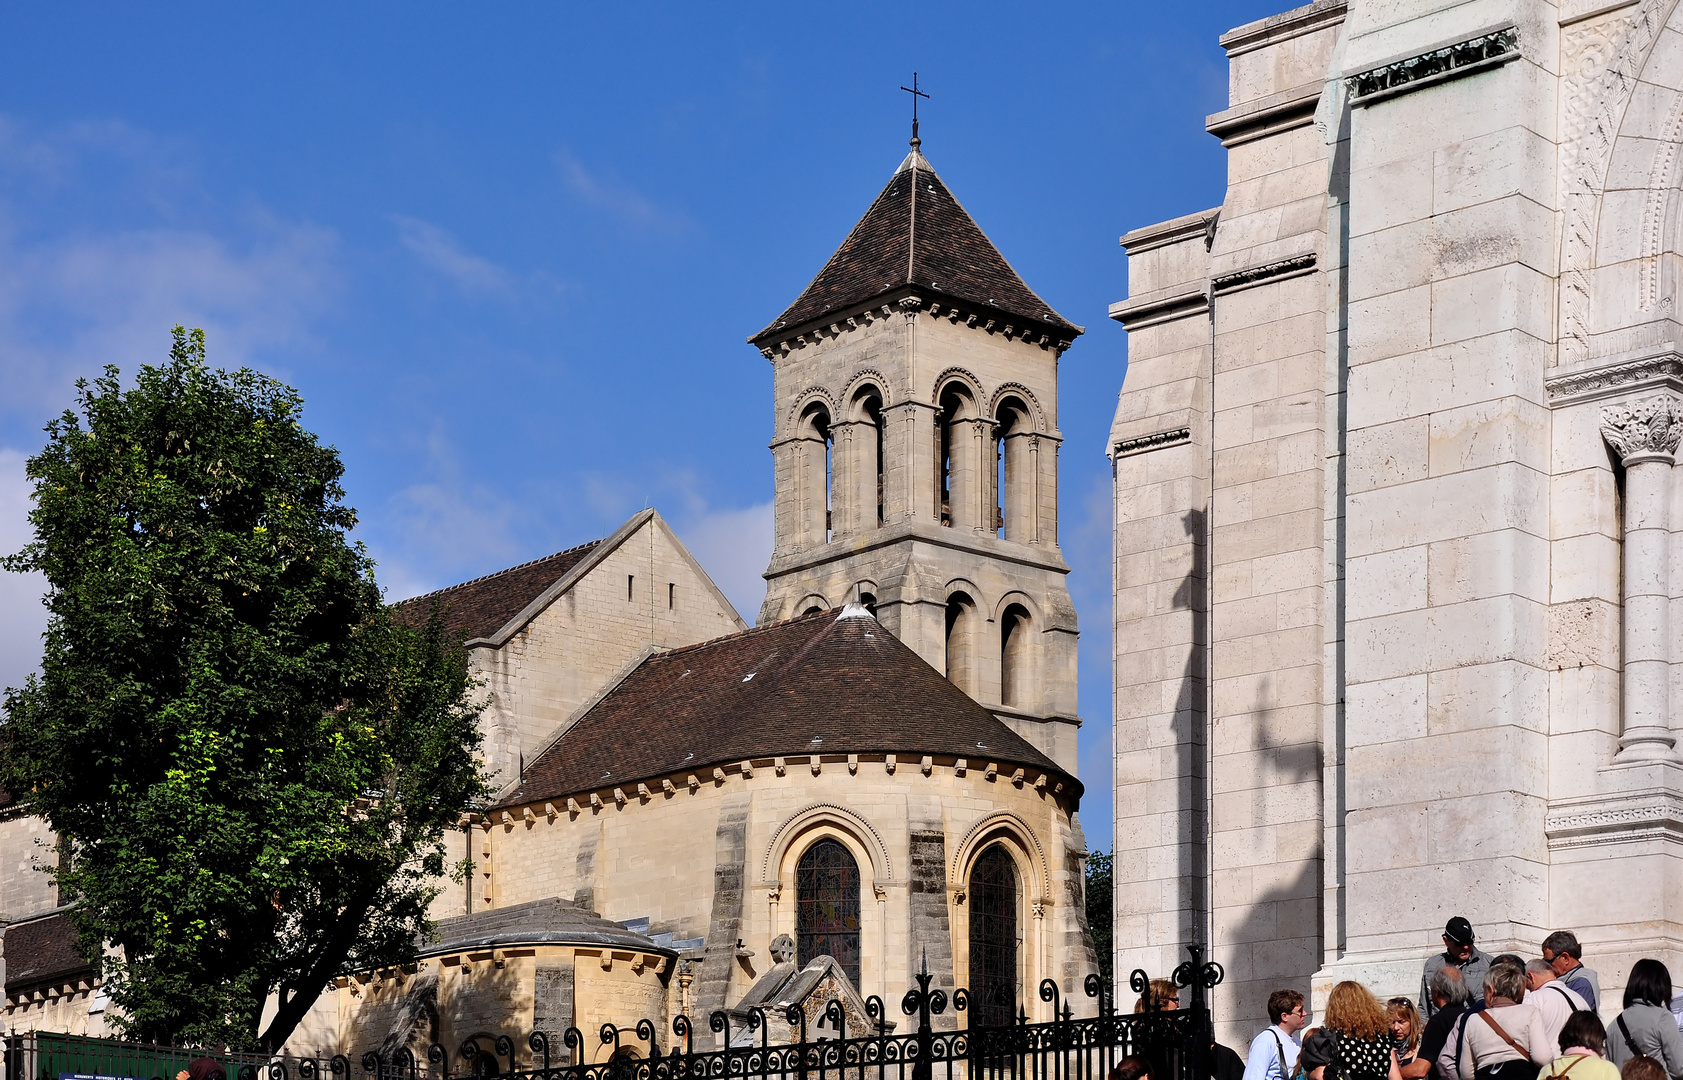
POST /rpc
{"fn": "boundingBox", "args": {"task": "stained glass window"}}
[969,844,1018,1028]
[797,837,862,989]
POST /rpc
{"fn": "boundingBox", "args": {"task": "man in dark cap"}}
[1420,917,1491,1019]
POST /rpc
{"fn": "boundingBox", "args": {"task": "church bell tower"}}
[748,139,1084,770]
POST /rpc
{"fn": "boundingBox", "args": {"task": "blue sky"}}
[0,1,1283,852]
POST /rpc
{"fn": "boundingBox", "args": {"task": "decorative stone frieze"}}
[1545,789,1683,849]
[1113,428,1192,459]
[1347,27,1520,106]
[1210,253,1317,295]
[1600,395,1683,461]
[1545,349,1683,404]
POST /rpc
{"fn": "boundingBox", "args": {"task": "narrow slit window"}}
[628,574,635,602]
[668,582,676,610]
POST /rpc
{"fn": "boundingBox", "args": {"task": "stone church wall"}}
[469,514,745,794]
[479,755,1094,1027]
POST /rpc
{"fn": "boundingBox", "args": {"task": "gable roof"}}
[393,509,746,648]
[3,910,93,994]
[751,148,1082,344]
[495,607,1078,809]
[396,540,604,644]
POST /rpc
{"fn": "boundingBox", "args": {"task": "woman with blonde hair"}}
[1390,998,1425,1068]
[1324,981,1404,1080]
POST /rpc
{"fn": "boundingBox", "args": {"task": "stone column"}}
[1602,396,1683,762]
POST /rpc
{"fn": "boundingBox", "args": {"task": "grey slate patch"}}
[534,962,575,1063]
[696,792,751,1044]
[906,795,957,1031]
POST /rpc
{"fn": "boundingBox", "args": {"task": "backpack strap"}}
[1548,986,1575,1008]
[1476,1011,1530,1062]
[1617,1017,1642,1060]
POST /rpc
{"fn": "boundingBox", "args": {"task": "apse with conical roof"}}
[750,141,1085,771]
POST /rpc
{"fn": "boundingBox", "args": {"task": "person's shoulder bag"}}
[1272,1032,1302,1080]
[1472,1012,1541,1080]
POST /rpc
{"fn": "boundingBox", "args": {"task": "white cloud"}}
[555,151,690,234]
[677,501,773,625]
[392,215,516,297]
[0,448,47,693]
[0,228,337,429]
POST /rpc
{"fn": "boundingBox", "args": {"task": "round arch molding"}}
[762,802,894,889]
[989,382,1046,431]
[843,369,894,412]
[931,367,986,408]
[1558,0,1683,365]
[783,386,841,435]
[950,811,1050,902]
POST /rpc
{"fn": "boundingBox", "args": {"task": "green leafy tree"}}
[1,328,488,1051]
[1086,848,1113,992]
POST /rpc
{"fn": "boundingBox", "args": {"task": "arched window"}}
[995,398,1033,541]
[968,845,1019,1027]
[1000,604,1031,709]
[796,838,862,988]
[945,591,978,696]
[796,403,834,549]
[939,385,981,530]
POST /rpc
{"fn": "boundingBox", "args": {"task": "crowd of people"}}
[1105,919,1683,1080]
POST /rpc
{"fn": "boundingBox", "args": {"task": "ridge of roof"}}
[400,539,606,608]
[495,608,1079,810]
[393,508,745,649]
[750,147,1081,345]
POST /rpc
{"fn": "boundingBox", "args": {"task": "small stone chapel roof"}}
[749,147,1082,344]
[495,607,1079,809]
[428,896,671,957]
[2,909,94,995]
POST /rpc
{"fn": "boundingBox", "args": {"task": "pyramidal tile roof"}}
[751,147,1081,344]
[494,606,1079,810]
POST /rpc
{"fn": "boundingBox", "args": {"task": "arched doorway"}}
[797,837,862,988]
[968,844,1018,1027]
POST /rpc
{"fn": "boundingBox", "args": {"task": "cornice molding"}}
[1220,0,1347,57]
[756,286,1081,360]
[1120,208,1221,255]
[1348,27,1520,106]
[1546,346,1683,405]
[1206,82,1325,147]
[1113,428,1193,459]
[1109,288,1209,330]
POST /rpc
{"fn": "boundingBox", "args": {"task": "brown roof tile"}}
[3,910,93,994]
[394,539,603,644]
[751,150,1080,343]
[495,608,1079,809]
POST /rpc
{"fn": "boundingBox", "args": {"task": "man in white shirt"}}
[1525,959,1589,1051]
[1244,989,1309,1080]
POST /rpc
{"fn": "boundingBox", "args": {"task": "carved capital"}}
[1602,395,1683,462]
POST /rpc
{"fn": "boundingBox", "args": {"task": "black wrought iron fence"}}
[4,948,1223,1080]
[306,948,1223,1080]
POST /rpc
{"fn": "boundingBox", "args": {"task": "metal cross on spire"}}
[900,73,929,148]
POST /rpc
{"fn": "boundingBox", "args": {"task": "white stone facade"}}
[1110,0,1683,1044]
